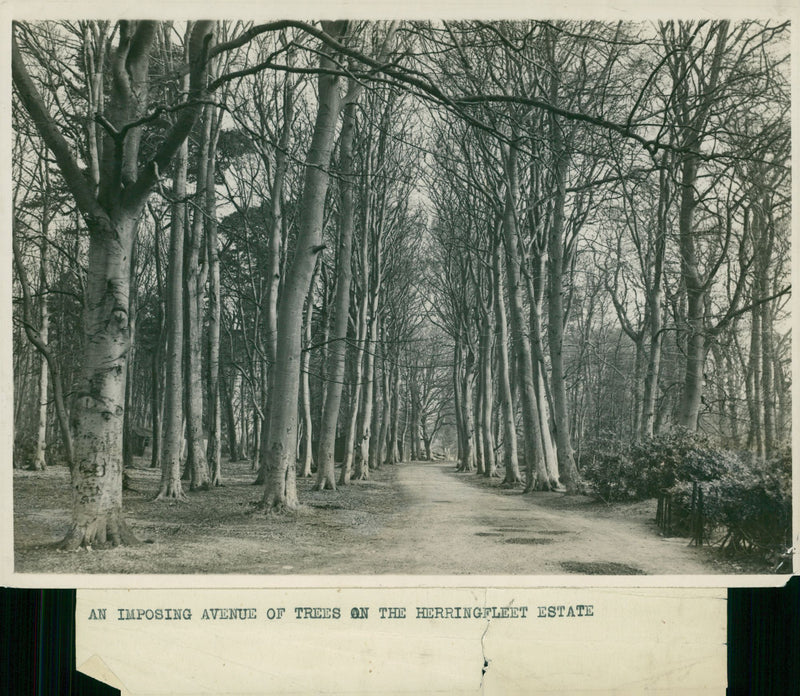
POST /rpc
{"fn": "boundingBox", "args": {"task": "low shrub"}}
[579,431,791,560]
[670,446,791,557]
[578,428,730,502]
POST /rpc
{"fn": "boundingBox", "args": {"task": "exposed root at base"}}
[154,485,186,501]
[523,480,556,493]
[59,515,140,551]
[257,499,301,516]
[501,475,524,488]
[313,478,337,492]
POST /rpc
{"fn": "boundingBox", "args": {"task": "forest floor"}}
[13,457,766,575]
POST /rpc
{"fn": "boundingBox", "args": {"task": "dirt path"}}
[346,461,722,575]
[15,459,729,575]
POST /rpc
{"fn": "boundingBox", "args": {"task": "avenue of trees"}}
[12,20,790,550]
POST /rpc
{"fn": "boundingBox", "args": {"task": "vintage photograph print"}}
[10,18,792,576]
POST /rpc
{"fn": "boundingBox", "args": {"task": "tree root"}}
[258,497,300,515]
[154,482,186,501]
[313,477,336,492]
[59,515,140,550]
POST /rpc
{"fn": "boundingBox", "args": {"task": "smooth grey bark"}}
[668,21,728,431]
[545,107,580,492]
[641,165,668,439]
[458,347,476,472]
[13,20,213,547]
[205,110,223,486]
[32,236,50,470]
[299,263,318,478]
[156,139,188,500]
[526,256,559,487]
[492,241,522,485]
[316,91,358,491]
[261,21,347,511]
[149,204,166,469]
[183,105,212,491]
[344,271,369,482]
[501,143,551,492]
[255,70,295,485]
[479,310,497,477]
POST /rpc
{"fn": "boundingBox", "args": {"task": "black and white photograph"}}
[8,16,793,577]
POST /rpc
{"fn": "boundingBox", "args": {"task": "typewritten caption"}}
[87,603,593,622]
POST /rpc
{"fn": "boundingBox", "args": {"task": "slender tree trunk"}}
[122,242,138,480]
[386,366,402,465]
[206,125,222,486]
[156,140,188,500]
[221,373,237,462]
[533,360,559,484]
[255,73,294,485]
[31,238,50,471]
[641,165,667,439]
[376,360,391,468]
[452,340,465,467]
[315,94,358,491]
[480,314,497,477]
[676,157,706,432]
[150,210,165,469]
[342,294,367,484]
[261,22,347,511]
[749,305,765,458]
[502,145,551,491]
[458,350,476,472]
[546,115,579,492]
[299,265,317,478]
[493,242,522,485]
[527,258,559,486]
[183,108,211,491]
[474,366,485,476]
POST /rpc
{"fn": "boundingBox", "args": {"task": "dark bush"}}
[579,431,791,560]
[579,428,729,502]
[671,447,791,557]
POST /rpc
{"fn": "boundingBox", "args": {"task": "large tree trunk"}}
[156,140,188,500]
[493,242,522,485]
[315,94,358,491]
[261,22,346,511]
[62,214,140,549]
[502,145,551,492]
